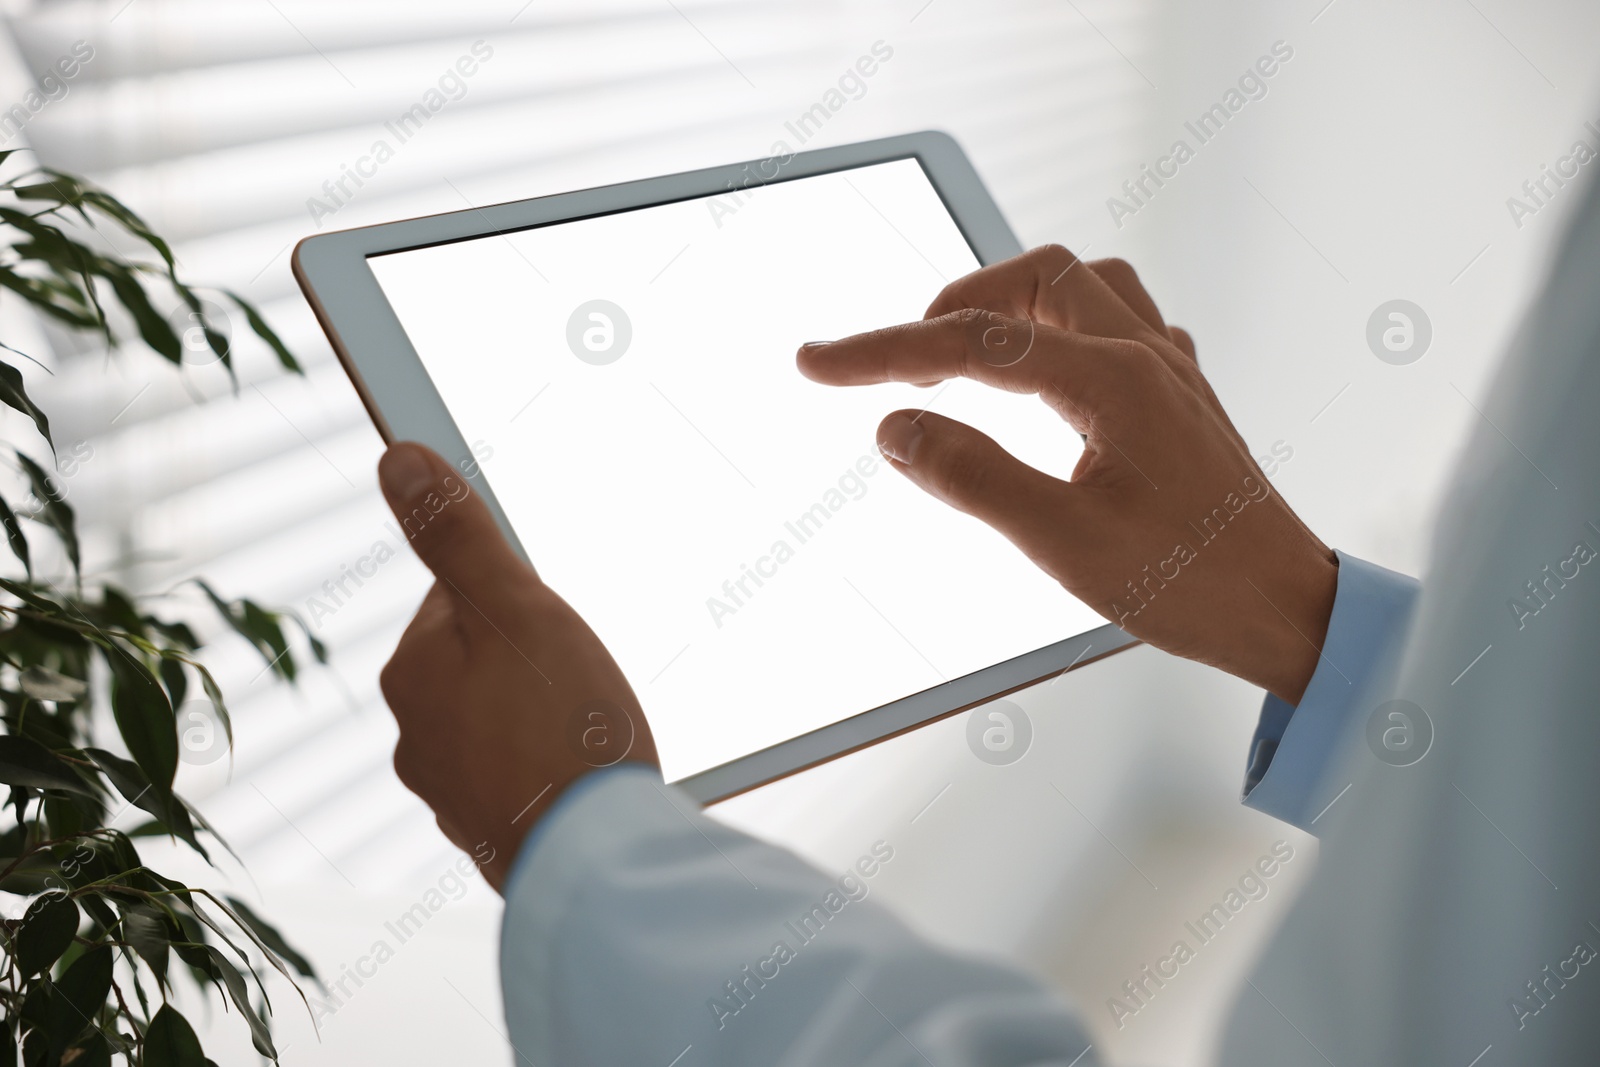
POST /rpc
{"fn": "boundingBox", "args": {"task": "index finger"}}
[381,580,464,714]
[797,309,1145,423]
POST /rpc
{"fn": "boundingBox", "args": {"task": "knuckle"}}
[1095,257,1140,287]
[379,645,432,712]
[1031,242,1072,264]
[949,307,991,371]
[1108,339,1165,382]
[950,305,989,328]
[950,305,1021,338]
[378,656,406,704]
[1130,340,1167,373]
[1029,243,1079,276]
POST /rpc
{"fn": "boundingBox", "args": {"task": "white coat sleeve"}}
[499,765,1098,1067]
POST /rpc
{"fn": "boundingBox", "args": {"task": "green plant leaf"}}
[243,600,293,681]
[0,206,109,338]
[61,1032,111,1067]
[172,288,232,369]
[178,942,277,1059]
[100,263,182,364]
[0,734,96,796]
[119,904,171,988]
[0,159,314,1064]
[18,664,87,703]
[15,451,79,575]
[80,891,118,933]
[156,885,255,972]
[96,584,146,637]
[184,805,243,868]
[84,748,207,861]
[225,290,300,374]
[147,617,200,652]
[11,174,92,207]
[195,582,296,682]
[16,172,179,280]
[0,852,62,895]
[19,975,50,1027]
[0,575,64,614]
[0,359,52,453]
[0,265,100,331]
[20,1021,47,1067]
[16,892,79,975]
[225,896,317,979]
[153,882,310,1015]
[42,793,100,844]
[282,610,329,665]
[105,827,142,869]
[82,186,177,272]
[3,240,100,316]
[143,1005,207,1067]
[158,656,188,710]
[104,648,178,800]
[0,489,30,576]
[191,661,233,755]
[47,943,112,1051]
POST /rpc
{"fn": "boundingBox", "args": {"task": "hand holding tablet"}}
[374,441,659,889]
[799,248,1338,707]
[296,132,1336,808]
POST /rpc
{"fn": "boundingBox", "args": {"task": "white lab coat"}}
[498,174,1600,1066]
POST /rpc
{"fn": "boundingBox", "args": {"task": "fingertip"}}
[380,444,529,598]
[877,410,925,465]
[795,340,832,381]
[379,442,444,511]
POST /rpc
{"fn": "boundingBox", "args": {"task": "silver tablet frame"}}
[293,130,1136,804]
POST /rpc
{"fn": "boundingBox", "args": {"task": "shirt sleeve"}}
[499,763,1098,1067]
[1240,551,1419,832]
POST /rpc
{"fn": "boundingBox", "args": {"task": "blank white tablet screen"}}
[367,157,1102,782]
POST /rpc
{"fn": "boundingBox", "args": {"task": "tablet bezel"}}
[293,130,1136,804]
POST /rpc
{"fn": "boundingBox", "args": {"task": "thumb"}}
[378,442,529,603]
[876,410,1078,558]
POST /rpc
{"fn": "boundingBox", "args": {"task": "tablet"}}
[293,131,1134,803]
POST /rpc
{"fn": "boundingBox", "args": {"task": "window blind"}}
[3,0,1154,892]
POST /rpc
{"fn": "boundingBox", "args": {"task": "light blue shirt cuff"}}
[500,762,654,905]
[1241,551,1420,833]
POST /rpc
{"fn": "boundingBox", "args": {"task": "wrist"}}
[487,759,659,895]
[1240,545,1339,705]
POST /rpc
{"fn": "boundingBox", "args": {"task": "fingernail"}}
[878,413,923,465]
[799,340,833,350]
[379,444,434,502]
